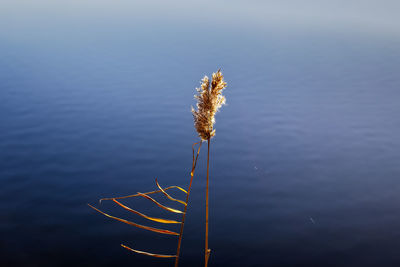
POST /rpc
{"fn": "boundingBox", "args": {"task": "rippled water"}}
[1,1,400,266]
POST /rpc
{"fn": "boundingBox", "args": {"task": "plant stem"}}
[205,138,211,267]
[174,141,202,267]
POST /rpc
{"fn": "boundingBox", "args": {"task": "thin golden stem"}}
[205,138,211,267]
[174,141,202,267]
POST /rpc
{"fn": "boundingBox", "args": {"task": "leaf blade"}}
[112,199,181,224]
[121,244,177,258]
[155,179,187,206]
[99,186,187,203]
[88,204,179,236]
[136,192,184,214]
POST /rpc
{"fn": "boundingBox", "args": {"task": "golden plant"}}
[192,69,227,267]
[89,69,226,267]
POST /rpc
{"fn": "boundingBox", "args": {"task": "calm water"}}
[1,1,400,266]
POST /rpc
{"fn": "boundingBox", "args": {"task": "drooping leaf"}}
[155,179,187,206]
[88,204,179,235]
[112,199,181,224]
[99,186,187,203]
[121,244,176,258]
[136,192,184,214]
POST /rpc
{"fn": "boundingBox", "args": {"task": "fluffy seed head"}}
[192,69,227,140]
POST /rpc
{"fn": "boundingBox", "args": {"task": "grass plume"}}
[192,69,227,140]
[192,69,227,267]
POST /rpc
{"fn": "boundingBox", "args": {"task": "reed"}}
[192,69,227,267]
[88,69,226,267]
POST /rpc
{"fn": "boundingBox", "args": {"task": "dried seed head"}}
[192,69,227,140]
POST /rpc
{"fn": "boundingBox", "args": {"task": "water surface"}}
[1,1,400,266]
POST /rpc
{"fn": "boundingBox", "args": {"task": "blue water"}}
[1,1,400,266]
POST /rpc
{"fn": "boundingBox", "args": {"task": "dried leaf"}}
[155,179,187,206]
[88,204,179,235]
[99,186,187,203]
[112,199,181,224]
[137,192,184,214]
[121,244,176,258]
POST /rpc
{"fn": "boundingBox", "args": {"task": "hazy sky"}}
[1,0,399,37]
